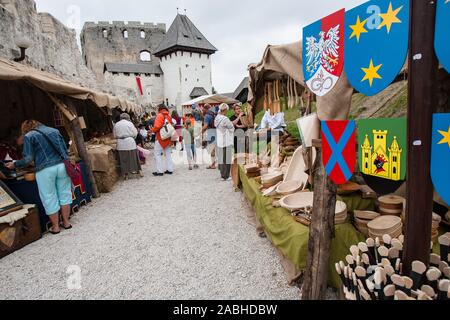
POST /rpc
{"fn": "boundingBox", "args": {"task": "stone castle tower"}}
[80,14,217,110]
[154,14,217,108]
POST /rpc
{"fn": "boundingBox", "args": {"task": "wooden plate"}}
[354,210,380,220]
[369,223,403,238]
[368,215,402,232]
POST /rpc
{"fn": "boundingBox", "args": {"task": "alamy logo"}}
[66,265,82,290]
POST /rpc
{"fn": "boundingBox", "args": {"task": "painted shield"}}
[322,120,356,185]
[358,118,407,181]
[344,0,409,96]
[431,114,450,205]
[435,0,450,73]
[303,9,345,97]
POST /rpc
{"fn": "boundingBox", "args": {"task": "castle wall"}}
[80,21,166,81]
[0,0,97,88]
[104,72,164,109]
[159,51,213,107]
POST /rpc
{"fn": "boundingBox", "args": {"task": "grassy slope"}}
[349,81,408,120]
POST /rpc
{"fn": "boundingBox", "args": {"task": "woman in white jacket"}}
[214,103,235,181]
[113,113,142,179]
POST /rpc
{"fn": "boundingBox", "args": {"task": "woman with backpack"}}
[151,105,174,176]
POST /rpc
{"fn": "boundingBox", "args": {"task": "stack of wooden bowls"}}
[378,195,405,216]
[367,215,403,239]
[335,201,348,225]
[432,213,442,243]
[353,211,381,236]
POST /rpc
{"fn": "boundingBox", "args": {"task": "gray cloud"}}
[35,0,366,93]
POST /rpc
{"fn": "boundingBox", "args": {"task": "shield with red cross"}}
[321,120,357,185]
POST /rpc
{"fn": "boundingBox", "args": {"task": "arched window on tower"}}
[140,30,145,39]
[140,50,151,62]
[123,30,128,38]
[102,29,108,38]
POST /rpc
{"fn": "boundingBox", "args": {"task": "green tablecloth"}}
[238,165,375,289]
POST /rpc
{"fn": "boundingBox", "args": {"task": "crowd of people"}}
[113,102,251,182]
[1,103,251,235]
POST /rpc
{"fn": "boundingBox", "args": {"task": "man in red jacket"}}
[151,105,174,176]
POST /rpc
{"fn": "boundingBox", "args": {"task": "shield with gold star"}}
[431,113,450,205]
[435,0,450,73]
[344,0,409,96]
[303,9,345,97]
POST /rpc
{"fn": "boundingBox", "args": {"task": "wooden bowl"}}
[354,210,380,220]
[354,217,371,228]
[276,180,303,195]
[280,192,314,211]
[262,172,284,188]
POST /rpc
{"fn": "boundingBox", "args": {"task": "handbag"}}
[31,129,80,180]
[159,117,176,141]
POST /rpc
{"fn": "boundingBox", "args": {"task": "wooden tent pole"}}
[47,94,100,199]
[302,138,337,300]
[66,99,100,199]
[403,0,439,274]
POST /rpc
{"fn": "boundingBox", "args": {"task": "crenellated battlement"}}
[83,21,166,31]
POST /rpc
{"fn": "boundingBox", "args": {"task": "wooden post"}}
[403,0,439,274]
[302,139,337,300]
[63,98,100,199]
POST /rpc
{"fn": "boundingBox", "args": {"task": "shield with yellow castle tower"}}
[358,118,407,181]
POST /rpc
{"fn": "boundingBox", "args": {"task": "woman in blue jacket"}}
[6,120,73,235]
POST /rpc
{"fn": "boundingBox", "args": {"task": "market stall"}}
[0,58,141,254]
[242,0,450,300]
[181,94,239,115]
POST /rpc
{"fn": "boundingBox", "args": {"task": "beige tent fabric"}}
[248,41,354,120]
[0,58,142,114]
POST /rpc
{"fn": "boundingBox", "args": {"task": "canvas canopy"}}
[248,41,354,120]
[0,58,142,114]
[182,94,239,106]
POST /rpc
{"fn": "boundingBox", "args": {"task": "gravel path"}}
[0,149,300,300]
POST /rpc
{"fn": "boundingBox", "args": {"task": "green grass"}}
[374,86,408,118]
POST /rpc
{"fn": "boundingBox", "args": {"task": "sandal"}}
[60,224,73,230]
[49,228,61,235]
[207,166,217,170]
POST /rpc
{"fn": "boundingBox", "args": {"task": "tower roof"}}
[154,14,217,57]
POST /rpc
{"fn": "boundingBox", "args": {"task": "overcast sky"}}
[35,0,366,93]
